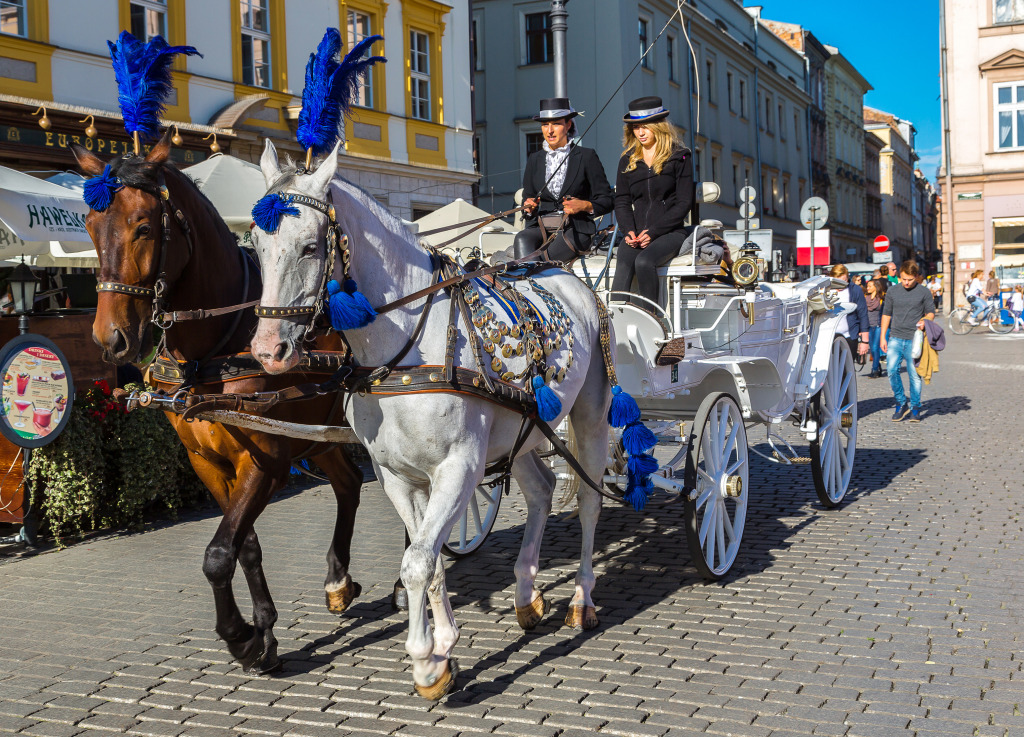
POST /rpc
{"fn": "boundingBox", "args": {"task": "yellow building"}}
[0,0,477,219]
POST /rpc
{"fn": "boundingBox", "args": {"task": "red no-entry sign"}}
[873,235,890,253]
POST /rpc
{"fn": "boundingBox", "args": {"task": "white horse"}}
[249,140,614,698]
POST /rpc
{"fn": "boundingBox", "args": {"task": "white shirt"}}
[967,278,984,298]
[1010,292,1024,311]
[836,286,851,337]
[543,141,572,200]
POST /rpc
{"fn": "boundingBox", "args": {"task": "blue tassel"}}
[251,193,299,232]
[627,452,658,477]
[327,279,377,330]
[608,384,641,427]
[532,375,562,423]
[623,474,654,512]
[83,164,123,212]
[622,420,657,456]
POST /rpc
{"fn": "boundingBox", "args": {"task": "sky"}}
[753,0,942,180]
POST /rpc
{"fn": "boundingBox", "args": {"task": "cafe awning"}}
[992,253,1024,268]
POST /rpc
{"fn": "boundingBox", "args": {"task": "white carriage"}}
[568,192,858,580]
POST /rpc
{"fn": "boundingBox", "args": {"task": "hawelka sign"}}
[0,335,74,448]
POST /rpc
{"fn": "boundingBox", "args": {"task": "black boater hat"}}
[533,97,580,121]
[623,96,670,123]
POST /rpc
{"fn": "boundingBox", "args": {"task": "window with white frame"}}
[0,0,25,37]
[409,30,431,121]
[995,81,1024,149]
[525,131,544,158]
[347,10,375,108]
[995,0,1024,23]
[240,0,271,88]
[639,17,650,69]
[131,0,166,41]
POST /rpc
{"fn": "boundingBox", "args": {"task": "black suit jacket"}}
[613,147,694,241]
[522,145,613,235]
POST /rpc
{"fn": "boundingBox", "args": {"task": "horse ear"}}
[71,144,105,176]
[145,130,173,164]
[260,139,281,186]
[308,141,340,195]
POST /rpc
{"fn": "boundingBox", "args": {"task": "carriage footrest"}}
[772,450,811,464]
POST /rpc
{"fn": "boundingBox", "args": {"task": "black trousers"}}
[513,225,592,262]
[610,231,687,305]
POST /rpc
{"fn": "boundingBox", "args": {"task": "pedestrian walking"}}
[886,262,899,285]
[881,260,936,422]
[828,264,869,365]
[985,269,1001,301]
[865,277,885,377]
[1010,284,1024,332]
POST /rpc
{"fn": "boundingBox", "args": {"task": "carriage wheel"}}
[441,477,504,558]
[683,392,748,581]
[810,337,858,508]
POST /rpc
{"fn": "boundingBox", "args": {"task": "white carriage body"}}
[579,261,849,425]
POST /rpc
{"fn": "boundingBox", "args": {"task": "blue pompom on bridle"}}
[252,193,300,232]
[83,164,124,212]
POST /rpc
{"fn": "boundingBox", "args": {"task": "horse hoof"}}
[245,653,282,676]
[564,605,599,631]
[325,578,362,613]
[414,658,458,700]
[392,584,409,611]
[515,591,549,630]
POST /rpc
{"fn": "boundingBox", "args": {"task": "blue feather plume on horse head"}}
[296,28,386,157]
[108,30,201,143]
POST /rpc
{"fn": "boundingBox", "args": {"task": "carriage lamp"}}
[32,105,51,130]
[732,242,761,288]
[79,115,97,139]
[8,261,39,335]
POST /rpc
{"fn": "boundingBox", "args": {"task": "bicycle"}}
[949,299,1015,334]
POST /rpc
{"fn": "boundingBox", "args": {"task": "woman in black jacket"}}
[611,97,694,304]
[513,97,613,261]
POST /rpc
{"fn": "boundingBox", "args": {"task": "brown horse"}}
[72,134,363,675]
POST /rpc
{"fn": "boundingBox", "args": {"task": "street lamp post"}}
[8,261,39,335]
[550,0,568,98]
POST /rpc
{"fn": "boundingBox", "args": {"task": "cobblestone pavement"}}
[0,330,1022,737]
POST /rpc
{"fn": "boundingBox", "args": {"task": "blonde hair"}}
[621,120,684,174]
[829,264,849,280]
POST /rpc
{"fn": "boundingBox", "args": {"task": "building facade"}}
[941,0,1024,294]
[864,129,883,248]
[824,46,872,263]
[0,0,477,219]
[865,107,916,263]
[472,0,811,266]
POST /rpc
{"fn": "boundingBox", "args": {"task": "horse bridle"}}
[93,168,256,361]
[253,192,344,341]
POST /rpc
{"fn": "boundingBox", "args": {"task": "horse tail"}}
[594,297,657,511]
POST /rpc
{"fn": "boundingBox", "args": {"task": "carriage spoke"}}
[716,505,727,564]
[725,457,747,476]
[697,467,716,487]
[722,420,740,460]
[717,405,729,454]
[458,512,468,549]
[701,435,718,475]
[699,496,717,546]
[705,505,717,570]
[470,494,483,534]
[722,503,736,542]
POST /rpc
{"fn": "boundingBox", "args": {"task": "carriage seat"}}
[760,282,799,300]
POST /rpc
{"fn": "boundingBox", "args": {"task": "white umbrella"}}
[415,198,515,256]
[183,153,267,236]
[0,165,91,255]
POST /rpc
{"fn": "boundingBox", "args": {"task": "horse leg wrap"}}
[515,590,549,630]
[325,576,362,613]
[564,604,599,631]
[413,658,458,700]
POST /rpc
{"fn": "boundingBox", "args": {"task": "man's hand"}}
[881,335,887,353]
[858,333,869,356]
[523,197,539,215]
